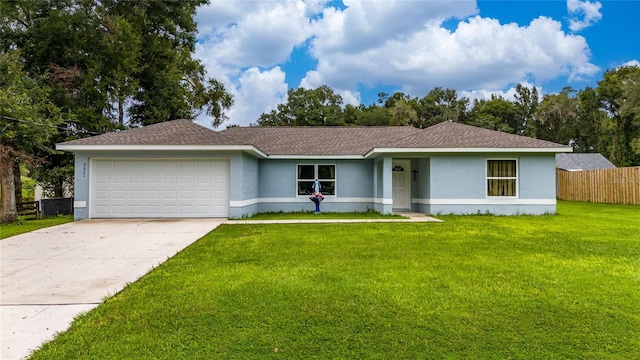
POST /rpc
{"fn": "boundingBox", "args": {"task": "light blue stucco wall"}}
[72,152,90,220]
[426,154,557,215]
[371,157,393,214]
[252,159,377,215]
[430,155,485,199]
[519,155,557,199]
[413,158,430,213]
[229,153,260,218]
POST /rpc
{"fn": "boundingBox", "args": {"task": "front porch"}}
[372,156,430,215]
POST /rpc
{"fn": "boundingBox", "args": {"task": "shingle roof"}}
[216,126,424,155]
[410,121,568,149]
[556,153,616,170]
[58,119,570,155]
[59,119,219,146]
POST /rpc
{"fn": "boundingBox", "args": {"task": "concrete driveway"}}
[1,219,223,360]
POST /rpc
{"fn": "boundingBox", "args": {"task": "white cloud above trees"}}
[195,0,601,126]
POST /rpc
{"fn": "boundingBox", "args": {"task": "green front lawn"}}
[31,202,640,359]
[0,215,74,240]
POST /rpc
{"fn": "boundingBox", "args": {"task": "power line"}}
[0,115,104,135]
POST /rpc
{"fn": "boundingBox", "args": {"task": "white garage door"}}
[91,159,229,218]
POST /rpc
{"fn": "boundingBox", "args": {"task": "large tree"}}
[354,105,390,126]
[535,87,578,144]
[619,70,640,155]
[257,86,344,126]
[513,83,539,136]
[597,66,640,166]
[469,95,518,133]
[0,50,63,222]
[416,88,468,128]
[571,87,606,153]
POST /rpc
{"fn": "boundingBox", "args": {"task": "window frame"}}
[296,164,337,197]
[486,158,518,198]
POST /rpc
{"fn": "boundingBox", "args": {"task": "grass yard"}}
[30,202,640,359]
[0,215,74,240]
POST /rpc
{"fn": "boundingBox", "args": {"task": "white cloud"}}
[193,65,288,128]
[304,15,599,95]
[619,60,640,69]
[226,67,289,126]
[310,0,477,54]
[194,0,602,128]
[567,0,602,32]
[461,82,544,104]
[196,1,315,68]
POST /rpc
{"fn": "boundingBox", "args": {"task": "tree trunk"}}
[0,156,17,223]
[54,178,64,198]
[119,98,124,125]
[13,161,22,204]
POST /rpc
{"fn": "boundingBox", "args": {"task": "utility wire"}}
[0,114,104,135]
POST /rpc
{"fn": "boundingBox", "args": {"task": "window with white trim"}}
[297,164,336,195]
[486,159,517,197]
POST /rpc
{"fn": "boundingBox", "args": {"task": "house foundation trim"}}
[412,198,556,205]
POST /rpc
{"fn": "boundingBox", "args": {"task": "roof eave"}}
[365,146,573,158]
[55,144,268,158]
[265,154,365,160]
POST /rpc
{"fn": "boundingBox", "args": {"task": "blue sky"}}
[194,0,640,128]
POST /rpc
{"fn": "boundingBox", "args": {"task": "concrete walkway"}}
[1,219,223,360]
[226,212,443,224]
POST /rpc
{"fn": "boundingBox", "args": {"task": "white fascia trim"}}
[365,147,572,158]
[412,198,556,205]
[56,144,267,157]
[230,197,381,207]
[267,154,364,160]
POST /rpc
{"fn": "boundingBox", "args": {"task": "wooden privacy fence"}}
[557,167,640,205]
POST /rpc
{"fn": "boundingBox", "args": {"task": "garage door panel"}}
[129,191,143,200]
[162,191,177,200]
[111,205,126,215]
[94,205,109,216]
[95,190,109,200]
[112,161,129,170]
[129,205,144,215]
[179,175,194,184]
[130,175,143,184]
[163,175,177,184]
[179,190,194,199]
[146,190,160,200]
[95,177,108,185]
[91,159,229,218]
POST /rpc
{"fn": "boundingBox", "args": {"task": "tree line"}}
[258,67,640,167]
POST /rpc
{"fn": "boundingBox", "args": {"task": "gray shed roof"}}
[556,153,616,170]
[58,119,571,156]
